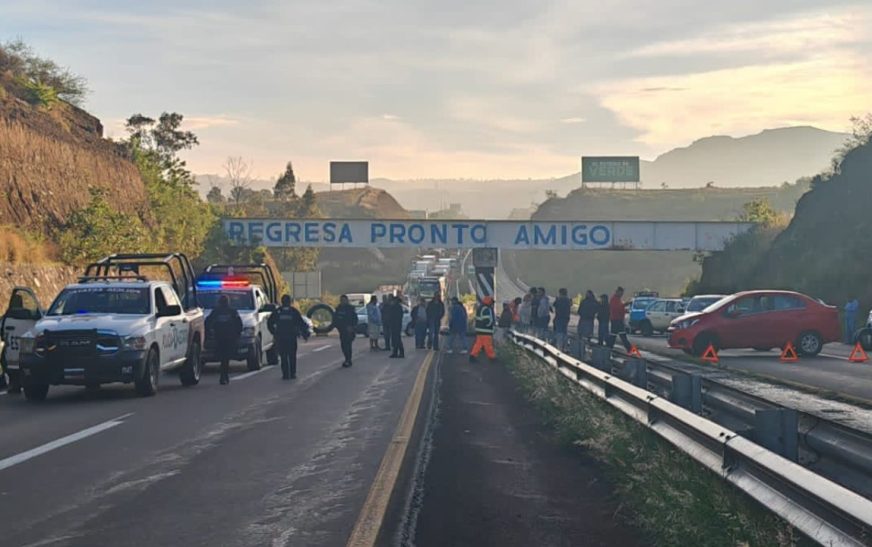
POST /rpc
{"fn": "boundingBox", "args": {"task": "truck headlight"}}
[19,337,35,355]
[242,326,256,337]
[124,336,147,350]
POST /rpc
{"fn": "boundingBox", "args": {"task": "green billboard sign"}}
[582,156,640,183]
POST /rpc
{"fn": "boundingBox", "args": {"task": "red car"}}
[667,290,839,356]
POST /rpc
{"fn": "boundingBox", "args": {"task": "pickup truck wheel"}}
[266,346,278,366]
[247,338,262,371]
[640,321,654,337]
[797,331,823,356]
[180,341,202,386]
[23,383,49,401]
[135,347,159,397]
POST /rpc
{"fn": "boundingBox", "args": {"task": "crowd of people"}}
[505,286,633,353]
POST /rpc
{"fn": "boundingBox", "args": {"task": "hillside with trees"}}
[691,116,872,308]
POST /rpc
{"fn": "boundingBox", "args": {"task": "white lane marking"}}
[0,413,133,472]
[311,344,331,353]
[232,364,276,381]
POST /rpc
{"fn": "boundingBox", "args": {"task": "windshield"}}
[199,290,254,310]
[48,287,150,316]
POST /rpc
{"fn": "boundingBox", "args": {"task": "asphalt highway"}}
[628,335,872,403]
[0,336,427,547]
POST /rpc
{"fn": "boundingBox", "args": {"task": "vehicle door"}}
[162,286,189,364]
[768,295,806,347]
[255,289,273,350]
[646,300,668,330]
[664,300,684,328]
[718,296,767,348]
[153,287,178,367]
[2,287,44,372]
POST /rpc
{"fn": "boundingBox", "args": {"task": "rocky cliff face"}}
[0,80,149,231]
[0,262,78,308]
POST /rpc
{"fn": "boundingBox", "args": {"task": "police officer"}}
[333,295,358,368]
[268,295,309,380]
[205,294,243,385]
[388,293,406,358]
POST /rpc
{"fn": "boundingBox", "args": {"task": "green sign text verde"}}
[582,156,640,183]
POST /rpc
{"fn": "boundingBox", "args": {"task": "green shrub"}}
[58,188,150,264]
[22,79,59,107]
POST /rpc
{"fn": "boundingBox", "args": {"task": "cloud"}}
[183,115,240,130]
[381,114,402,121]
[560,117,587,124]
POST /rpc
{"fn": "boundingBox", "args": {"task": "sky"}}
[2,0,871,181]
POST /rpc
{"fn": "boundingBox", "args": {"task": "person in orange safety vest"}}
[470,295,496,362]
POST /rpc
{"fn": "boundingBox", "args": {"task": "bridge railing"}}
[509,330,872,547]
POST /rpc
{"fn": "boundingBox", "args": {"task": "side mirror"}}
[261,303,277,313]
[158,304,182,318]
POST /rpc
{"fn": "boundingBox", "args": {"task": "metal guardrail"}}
[510,330,872,547]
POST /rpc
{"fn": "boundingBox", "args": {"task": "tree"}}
[206,185,225,204]
[0,39,88,106]
[224,156,254,206]
[300,184,318,216]
[125,112,199,187]
[738,198,778,227]
[274,162,297,200]
[58,188,149,263]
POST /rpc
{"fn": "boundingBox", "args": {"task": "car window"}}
[154,287,169,313]
[161,286,182,308]
[725,296,756,316]
[9,289,39,315]
[773,295,805,310]
[649,301,666,312]
[666,301,678,312]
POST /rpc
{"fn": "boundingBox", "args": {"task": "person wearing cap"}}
[268,294,309,380]
[205,294,243,385]
[470,295,496,362]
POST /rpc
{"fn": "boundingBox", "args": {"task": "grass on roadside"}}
[498,344,812,547]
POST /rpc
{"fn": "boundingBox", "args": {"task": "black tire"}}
[307,304,335,335]
[640,320,654,337]
[856,328,872,351]
[796,331,823,356]
[180,340,202,386]
[692,333,718,357]
[135,347,159,397]
[266,346,278,366]
[23,383,49,401]
[247,338,262,371]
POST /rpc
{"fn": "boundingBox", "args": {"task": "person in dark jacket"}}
[380,294,392,352]
[268,295,309,380]
[388,294,406,358]
[411,297,428,349]
[529,287,540,331]
[333,295,359,368]
[426,294,445,350]
[553,288,571,350]
[578,290,598,342]
[205,294,243,385]
[446,297,468,354]
[597,294,611,347]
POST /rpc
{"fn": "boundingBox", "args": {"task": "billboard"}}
[282,271,321,299]
[223,218,751,251]
[582,156,640,183]
[330,161,369,184]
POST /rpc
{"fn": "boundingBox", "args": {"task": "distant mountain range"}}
[196,126,848,219]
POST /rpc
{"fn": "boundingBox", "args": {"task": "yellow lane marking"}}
[346,350,435,547]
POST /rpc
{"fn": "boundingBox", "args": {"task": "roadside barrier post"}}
[671,373,702,413]
[590,346,611,372]
[754,408,799,462]
[623,358,648,388]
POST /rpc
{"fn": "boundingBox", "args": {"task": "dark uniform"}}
[388,297,405,358]
[205,305,243,384]
[268,305,309,379]
[380,298,392,352]
[333,302,358,367]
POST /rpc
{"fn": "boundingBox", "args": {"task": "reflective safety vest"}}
[474,305,495,335]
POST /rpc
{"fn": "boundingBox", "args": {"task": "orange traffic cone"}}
[628,344,642,358]
[780,342,799,363]
[849,342,868,363]
[701,344,719,364]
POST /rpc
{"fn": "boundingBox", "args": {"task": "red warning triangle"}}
[780,342,799,362]
[628,345,642,358]
[849,342,868,363]
[701,344,719,363]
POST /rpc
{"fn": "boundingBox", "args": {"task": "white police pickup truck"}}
[16,253,206,401]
